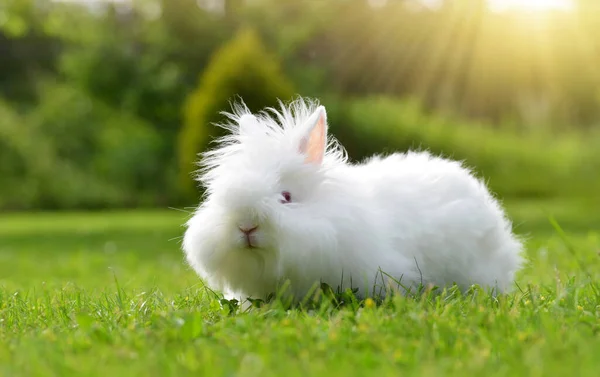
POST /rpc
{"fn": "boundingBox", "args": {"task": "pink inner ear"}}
[298,107,327,165]
[305,115,325,164]
[298,138,308,155]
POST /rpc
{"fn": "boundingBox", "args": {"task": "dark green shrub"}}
[179,28,295,198]
[0,83,164,210]
[0,100,41,209]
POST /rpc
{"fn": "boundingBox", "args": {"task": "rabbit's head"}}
[182,98,348,297]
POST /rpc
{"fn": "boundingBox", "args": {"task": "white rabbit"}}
[182,97,524,302]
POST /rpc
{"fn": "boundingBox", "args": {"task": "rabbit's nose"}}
[238,225,258,235]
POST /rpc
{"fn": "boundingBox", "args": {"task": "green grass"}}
[1,199,599,376]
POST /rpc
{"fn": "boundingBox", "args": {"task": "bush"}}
[326,96,600,199]
[0,83,164,210]
[0,100,41,208]
[179,28,295,198]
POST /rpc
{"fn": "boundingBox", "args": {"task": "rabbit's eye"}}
[280,191,292,204]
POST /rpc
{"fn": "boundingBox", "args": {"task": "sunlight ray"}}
[488,0,574,13]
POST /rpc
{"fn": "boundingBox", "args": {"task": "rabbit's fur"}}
[182,98,524,301]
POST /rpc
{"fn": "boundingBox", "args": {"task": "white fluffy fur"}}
[182,97,524,302]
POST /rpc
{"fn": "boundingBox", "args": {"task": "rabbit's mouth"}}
[237,230,265,250]
[243,235,258,249]
[236,223,264,249]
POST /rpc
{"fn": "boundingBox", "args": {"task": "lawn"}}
[1,199,599,376]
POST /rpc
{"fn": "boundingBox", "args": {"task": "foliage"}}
[47,0,227,129]
[1,203,600,375]
[179,27,295,196]
[326,97,600,199]
[0,0,59,102]
[0,100,36,206]
[43,0,233,202]
[1,0,600,210]
[0,83,163,210]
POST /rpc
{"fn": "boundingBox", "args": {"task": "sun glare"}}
[488,0,575,13]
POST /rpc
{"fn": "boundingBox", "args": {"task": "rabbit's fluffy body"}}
[183,98,523,301]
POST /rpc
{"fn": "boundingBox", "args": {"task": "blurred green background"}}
[2,2,600,374]
[1,0,599,209]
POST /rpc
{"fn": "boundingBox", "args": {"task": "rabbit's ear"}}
[238,114,264,136]
[298,106,327,165]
